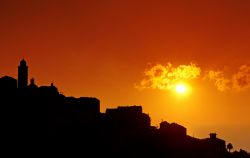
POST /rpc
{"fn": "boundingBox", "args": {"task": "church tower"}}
[18,59,28,91]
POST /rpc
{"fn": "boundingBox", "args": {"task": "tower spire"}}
[18,59,28,91]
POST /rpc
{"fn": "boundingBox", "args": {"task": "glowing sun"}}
[175,83,188,94]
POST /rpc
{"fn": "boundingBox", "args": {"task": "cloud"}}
[137,63,201,90]
[137,63,250,92]
[205,65,250,92]
[232,65,250,91]
[204,70,231,92]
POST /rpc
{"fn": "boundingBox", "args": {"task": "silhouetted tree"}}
[227,143,233,152]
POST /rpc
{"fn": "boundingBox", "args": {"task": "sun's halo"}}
[175,83,187,94]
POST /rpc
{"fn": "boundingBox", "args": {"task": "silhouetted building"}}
[158,121,188,154]
[201,133,227,157]
[27,78,38,93]
[105,106,151,130]
[0,76,17,95]
[0,59,249,158]
[29,78,37,87]
[232,149,250,158]
[160,121,187,137]
[39,83,59,96]
[18,59,28,91]
[210,133,217,139]
[63,97,100,125]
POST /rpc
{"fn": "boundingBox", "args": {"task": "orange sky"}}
[0,0,250,151]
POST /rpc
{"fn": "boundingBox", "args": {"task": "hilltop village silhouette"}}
[0,59,249,158]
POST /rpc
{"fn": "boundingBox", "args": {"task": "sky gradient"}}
[0,0,250,151]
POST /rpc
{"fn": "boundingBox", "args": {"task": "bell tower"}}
[18,59,28,91]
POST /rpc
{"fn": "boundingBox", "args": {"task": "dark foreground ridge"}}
[1,59,249,158]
